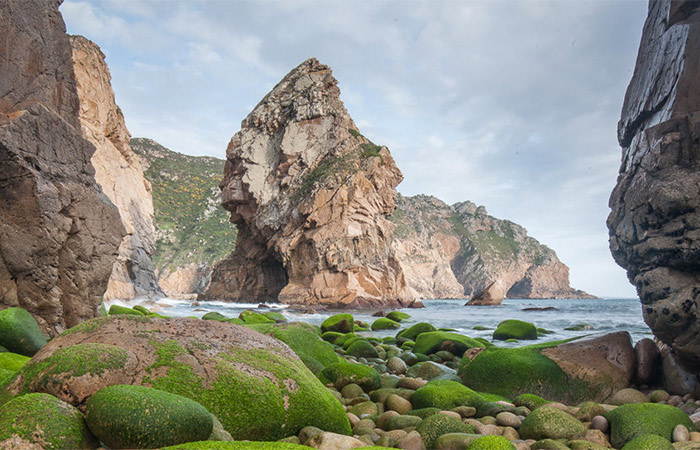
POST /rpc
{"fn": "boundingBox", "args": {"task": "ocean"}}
[116,297,653,346]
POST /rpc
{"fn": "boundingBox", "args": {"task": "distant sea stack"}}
[70,36,163,301]
[392,195,594,300]
[202,58,417,308]
[0,0,124,334]
[608,0,700,370]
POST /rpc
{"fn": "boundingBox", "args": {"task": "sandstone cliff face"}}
[608,0,700,370]
[0,0,124,334]
[391,195,594,299]
[203,58,416,308]
[70,36,162,300]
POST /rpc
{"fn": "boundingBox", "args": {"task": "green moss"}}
[386,311,410,322]
[620,434,674,450]
[492,319,537,340]
[412,380,484,410]
[61,315,150,336]
[396,322,437,341]
[239,310,275,324]
[164,442,327,450]
[321,332,343,344]
[413,331,485,356]
[264,324,339,373]
[472,326,491,331]
[519,406,586,440]
[371,318,401,331]
[202,311,229,321]
[416,413,475,448]
[334,333,357,347]
[513,393,549,410]
[133,305,152,315]
[0,393,98,449]
[405,407,441,418]
[0,307,47,356]
[85,384,213,449]
[318,362,381,392]
[466,435,517,449]
[321,314,354,334]
[262,312,287,323]
[604,402,696,448]
[108,304,145,316]
[346,340,379,359]
[0,353,29,372]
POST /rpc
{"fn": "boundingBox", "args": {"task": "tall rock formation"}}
[608,0,700,370]
[0,0,124,334]
[203,58,416,308]
[392,195,594,299]
[70,36,162,300]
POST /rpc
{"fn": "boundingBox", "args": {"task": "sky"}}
[60,0,649,298]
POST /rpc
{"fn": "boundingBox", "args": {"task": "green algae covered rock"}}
[0,353,29,372]
[529,439,569,450]
[459,347,571,402]
[1,316,351,441]
[346,339,379,359]
[163,441,314,450]
[416,413,474,449]
[85,384,212,449]
[620,434,674,450]
[318,362,381,392]
[0,392,98,449]
[492,319,537,340]
[466,435,516,450]
[262,323,339,374]
[604,402,695,448]
[202,311,228,321]
[321,314,354,333]
[513,393,549,410]
[321,331,344,344]
[412,379,484,410]
[108,304,145,316]
[386,311,411,322]
[413,331,485,356]
[396,322,437,341]
[518,406,586,440]
[239,310,276,324]
[372,318,401,331]
[0,307,47,356]
[261,311,287,323]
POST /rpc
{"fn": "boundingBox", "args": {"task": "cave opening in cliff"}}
[260,255,288,302]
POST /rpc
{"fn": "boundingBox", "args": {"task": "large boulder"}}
[0,316,350,441]
[607,0,700,371]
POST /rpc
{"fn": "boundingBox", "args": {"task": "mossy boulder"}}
[85,384,212,448]
[321,332,344,344]
[202,311,228,321]
[318,362,381,392]
[386,311,410,322]
[396,322,437,341]
[604,402,695,448]
[0,353,29,372]
[492,319,537,341]
[412,380,484,410]
[0,316,351,441]
[0,307,47,357]
[513,393,549,410]
[371,318,401,331]
[321,314,354,334]
[519,406,587,440]
[0,392,98,449]
[466,435,516,449]
[416,413,474,448]
[262,323,339,374]
[346,339,379,359]
[413,331,485,356]
[163,442,314,450]
[108,304,145,316]
[239,310,276,324]
[620,434,674,450]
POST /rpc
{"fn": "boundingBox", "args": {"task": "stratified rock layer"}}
[608,0,700,370]
[70,35,162,300]
[204,58,415,308]
[0,0,124,335]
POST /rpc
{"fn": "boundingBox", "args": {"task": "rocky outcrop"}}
[70,36,162,300]
[465,280,506,306]
[391,195,594,299]
[608,0,700,371]
[0,0,124,334]
[203,58,416,308]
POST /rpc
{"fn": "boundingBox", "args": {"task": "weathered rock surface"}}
[0,0,124,334]
[608,0,700,371]
[203,58,416,308]
[392,195,594,299]
[465,280,506,306]
[70,35,162,300]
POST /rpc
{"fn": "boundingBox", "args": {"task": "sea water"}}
[115,297,653,346]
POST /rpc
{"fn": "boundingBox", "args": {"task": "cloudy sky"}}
[60,0,649,298]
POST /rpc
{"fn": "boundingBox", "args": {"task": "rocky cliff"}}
[0,0,124,334]
[70,36,162,301]
[608,0,700,370]
[202,58,416,308]
[392,195,594,299]
[131,138,236,297]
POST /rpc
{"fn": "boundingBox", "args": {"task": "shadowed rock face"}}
[608,0,700,370]
[203,58,416,308]
[70,35,163,300]
[0,0,124,334]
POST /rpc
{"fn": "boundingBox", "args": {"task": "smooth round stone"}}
[452,406,477,418]
[384,429,408,441]
[435,350,454,361]
[400,352,419,366]
[690,431,700,441]
[438,410,462,420]
[674,424,691,442]
[478,424,501,436]
[381,374,401,388]
[385,414,423,430]
[496,411,522,428]
[349,401,378,417]
[386,394,413,415]
[341,383,365,399]
[349,395,371,406]
[374,364,388,374]
[387,356,407,375]
[670,395,684,406]
[591,415,609,433]
[353,418,376,435]
[480,416,497,425]
[397,377,427,390]
[346,412,360,426]
[502,426,520,440]
[377,410,400,429]
[649,390,671,403]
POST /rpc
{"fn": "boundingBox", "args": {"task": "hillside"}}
[130,138,236,296]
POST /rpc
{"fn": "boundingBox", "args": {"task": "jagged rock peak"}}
[608,0,700,371]
[70,35,163,300]
[204,58,417,308]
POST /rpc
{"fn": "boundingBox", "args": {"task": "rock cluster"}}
[608,0,700,371]
[203,58,416,308]
[0,0,124,334]
[70,35,163,301]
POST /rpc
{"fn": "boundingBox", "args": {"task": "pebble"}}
[591,415,609,433]
[397,377,426,390]
[452,406,476,418]
[386,394,412,415]
[438,410,461,420]
[346,412,359,426]
[496,411,522,428]
[376,411,399,430]
[674,424,690,442]
[502,426,519,440]
[397,430,424,450]
[670,395,683,406]
[690,431,700,441]
[386,356,407,375]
